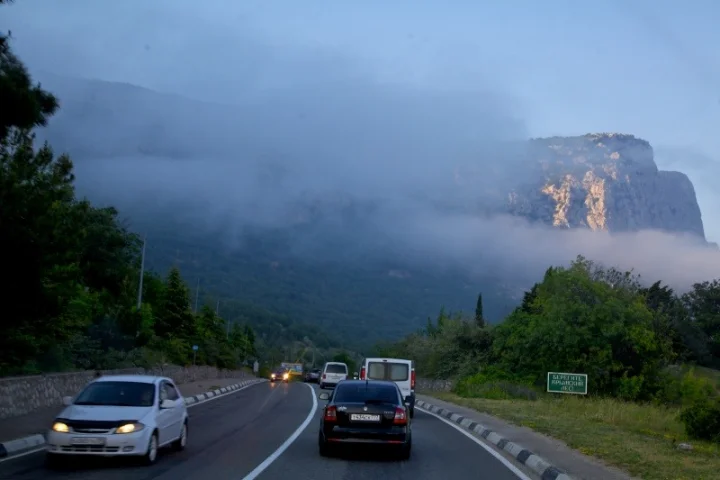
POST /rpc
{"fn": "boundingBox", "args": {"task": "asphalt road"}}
[0,381,527,480]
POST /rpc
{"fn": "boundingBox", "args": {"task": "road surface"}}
[0,382,529,480]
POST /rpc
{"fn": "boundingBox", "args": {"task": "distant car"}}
[270,369,290,383]
[319,362,348,389]
[359,357,415,418]
[45,375,188,468]
[317,379,411,460]
[304,369,321,383]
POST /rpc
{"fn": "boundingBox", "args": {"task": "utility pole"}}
[136,235,146,310]
[194,278,200,313]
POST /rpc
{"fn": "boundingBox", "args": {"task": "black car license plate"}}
[350,414,380,422]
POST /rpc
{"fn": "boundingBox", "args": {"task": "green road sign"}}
[547,372,588,395]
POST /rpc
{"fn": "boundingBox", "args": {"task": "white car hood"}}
[59,405,153,421]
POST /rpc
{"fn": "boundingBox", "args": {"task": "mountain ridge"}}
[32,71,710,347]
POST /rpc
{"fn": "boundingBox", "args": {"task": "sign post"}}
[253,360,259,375]
[547,372,588,395]
[192,345,198,366]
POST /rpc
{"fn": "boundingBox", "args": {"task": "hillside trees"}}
[383,255,720,402]
[0,14,256,375]
[491,258,670,399]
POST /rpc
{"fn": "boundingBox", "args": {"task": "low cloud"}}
[5,0,719,294]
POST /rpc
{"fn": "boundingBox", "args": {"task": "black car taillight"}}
[324,406,337,422]
[393,407,407,425]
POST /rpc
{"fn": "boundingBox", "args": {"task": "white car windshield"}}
[74,381,155,407]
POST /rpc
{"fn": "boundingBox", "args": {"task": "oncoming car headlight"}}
[282,373,289,380]
[52,422,69,433]
[115,422,145,434]
[271,373,276,378]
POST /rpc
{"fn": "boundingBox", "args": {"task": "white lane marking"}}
[257,381,281,413]
[418,408,533,480]
[0,447,46,463]
[241,383,318,480]
[0,380,266,464]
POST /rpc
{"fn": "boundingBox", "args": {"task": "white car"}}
[45,375,189,467]
[359,357,416,417]
[319,362,348,389]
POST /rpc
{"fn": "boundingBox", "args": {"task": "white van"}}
[359,357,415,417]
[319,362,348,389]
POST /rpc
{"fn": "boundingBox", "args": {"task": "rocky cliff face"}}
[36,72,706,241]
[505,133,706,239]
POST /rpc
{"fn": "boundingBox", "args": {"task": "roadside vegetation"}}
[0,6,260,375]
[375,256,720,479]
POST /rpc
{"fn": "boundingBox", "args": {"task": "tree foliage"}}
[382,255,720,406]
[474,293,484,328]
[0,18,257,375]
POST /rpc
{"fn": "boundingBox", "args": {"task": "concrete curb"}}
[417,399,574,480]
[0,377,266,460]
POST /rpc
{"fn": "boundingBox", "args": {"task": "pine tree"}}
[474,293,485,328]
[436,306,447,331]
[155,267,195,339]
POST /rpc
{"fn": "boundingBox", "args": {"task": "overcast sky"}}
[2,0,720,287]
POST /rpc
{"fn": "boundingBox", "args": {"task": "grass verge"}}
[429,391,720,480]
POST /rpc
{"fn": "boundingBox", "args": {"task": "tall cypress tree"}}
[474,293,485,328]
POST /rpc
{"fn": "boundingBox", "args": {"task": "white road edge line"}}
[0,447,45,463]
[418,408,533,480]
[241,383,318,480]
[0,380,265,464]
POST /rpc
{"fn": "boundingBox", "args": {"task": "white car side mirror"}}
[160,399,175,409]
[62,396,73,406]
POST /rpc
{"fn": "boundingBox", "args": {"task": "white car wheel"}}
[143,432,159,465]
[173,422,188,451]
[181,424,188,447]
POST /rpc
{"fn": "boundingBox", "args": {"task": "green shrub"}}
[454,367,538,400]
[466,381,539,400]
[656,368,718,407]
[679,398,720,443]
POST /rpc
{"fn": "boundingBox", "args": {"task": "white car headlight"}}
[115,422,145,434]
[52,422,69,433]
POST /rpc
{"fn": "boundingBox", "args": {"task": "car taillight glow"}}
[393,406,407,425]
[322,373,326,379]
[411,370,415,389]
[324,405,337,422]
[360,367,365,380]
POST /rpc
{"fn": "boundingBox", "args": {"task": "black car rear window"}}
[367,362,409,381]
[325,364,347,374]
[333,383,399,404]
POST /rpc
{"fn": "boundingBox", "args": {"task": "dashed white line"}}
[241,383,318,480]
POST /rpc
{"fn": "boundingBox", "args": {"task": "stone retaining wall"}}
[416,377,455,392]
[0,365,254,420]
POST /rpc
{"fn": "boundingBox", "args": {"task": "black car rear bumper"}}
[321,427,410,445]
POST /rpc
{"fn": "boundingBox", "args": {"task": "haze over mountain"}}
[4,0,720,346]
